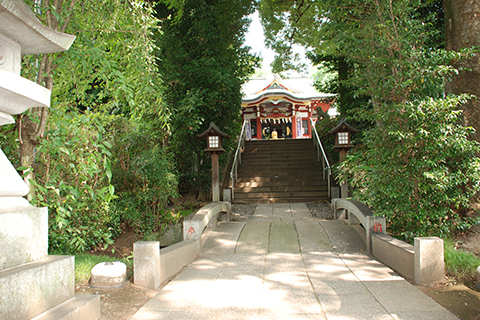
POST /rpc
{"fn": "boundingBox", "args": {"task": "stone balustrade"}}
[332,198,444,285]
[332,198,386,252]
[134,201,230,290]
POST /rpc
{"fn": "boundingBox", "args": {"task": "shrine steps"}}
[232,139,329,204]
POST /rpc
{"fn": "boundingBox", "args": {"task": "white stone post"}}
[414,237,444,286]
[134,241,162,290]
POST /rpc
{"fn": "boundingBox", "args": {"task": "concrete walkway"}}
[130,203,458,320]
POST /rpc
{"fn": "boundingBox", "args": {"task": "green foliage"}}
[315,116,339,166]
[5,0,172,254]
[30,109,119,254]
[260,0,480,241]
[111,121,178,234]
[156,0,259,193]
[340,96,480,241]
[444,238,480,284]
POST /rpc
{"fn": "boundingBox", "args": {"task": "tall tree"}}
[260,0,480,240]
[444,0,480,142]
[20,0,166,188]
[155,0,259,195]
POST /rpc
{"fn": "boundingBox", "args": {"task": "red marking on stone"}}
[188,227,196,236]
[373,222,383,233]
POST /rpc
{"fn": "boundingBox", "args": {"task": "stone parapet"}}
[372,233,415,280]
[183,201,230,241]
[134,240,199,290]
[332,198,386,252]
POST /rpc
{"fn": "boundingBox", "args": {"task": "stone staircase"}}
[232,139,329,203]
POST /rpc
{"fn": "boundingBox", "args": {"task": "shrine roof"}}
[242,75,336,103]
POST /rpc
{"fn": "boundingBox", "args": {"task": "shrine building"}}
[241,75,336,140]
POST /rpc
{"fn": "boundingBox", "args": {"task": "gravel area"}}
[231,204,257,221]
[305,202,334,220]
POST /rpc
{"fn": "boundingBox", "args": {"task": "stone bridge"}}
[131,203,457,320]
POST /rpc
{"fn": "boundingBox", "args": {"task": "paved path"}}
[130,203,458,320]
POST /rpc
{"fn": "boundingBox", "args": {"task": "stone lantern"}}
[0,1,99,319]
[328,118,359,198]
[198,122,229,202]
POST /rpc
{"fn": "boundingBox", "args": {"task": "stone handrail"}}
[332,198,444,285]
[134,201,230,289]
[332,198,386,252]
[183,201,230,241]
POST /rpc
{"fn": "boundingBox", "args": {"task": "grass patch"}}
[75,254,131,286]
[444,238,480,285]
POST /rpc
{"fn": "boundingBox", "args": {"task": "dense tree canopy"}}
[260,0,480,240]
[155,0,259,194]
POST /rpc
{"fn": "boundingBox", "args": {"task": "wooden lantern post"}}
[198,122,230,202]
[328,119,359,198]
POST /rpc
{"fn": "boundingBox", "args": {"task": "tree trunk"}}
[18,57,53,199]
[444,0,480,141]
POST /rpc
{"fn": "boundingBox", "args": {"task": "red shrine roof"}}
[242,75,336,104]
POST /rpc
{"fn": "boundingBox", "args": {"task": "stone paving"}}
[130,203,458,320]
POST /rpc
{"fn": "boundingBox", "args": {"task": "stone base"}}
[33,295,100,320]
[0,255,75,320]
[0,204,48,271]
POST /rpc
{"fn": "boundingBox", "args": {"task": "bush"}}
[31,110,119,254]
[340,95,480,242]
[111,122,178,234]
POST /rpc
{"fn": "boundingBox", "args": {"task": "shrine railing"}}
[310,118,331,198]
[230,119,248,200]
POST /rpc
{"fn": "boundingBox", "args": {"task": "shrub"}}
[340,95,480,242]
[31,110,119,254]
[111,122,178,234]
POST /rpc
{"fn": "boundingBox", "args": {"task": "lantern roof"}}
[0,0,76,55]
[198,122,230,139]
[328,118,360,135]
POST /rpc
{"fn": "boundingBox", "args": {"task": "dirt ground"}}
[76,204,480,320]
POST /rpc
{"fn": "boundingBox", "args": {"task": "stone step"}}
[0,255,75,320]
[233,139,329,203]
[33,295,100,320]
[234,190,329,199]
[238,157,319,165]
[236,180,328,188]
[237,170,322,177]
[238,185,327,193]
[232,196,329,204]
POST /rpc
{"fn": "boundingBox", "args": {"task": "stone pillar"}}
[365,216,386,253]
[134,241,161,290]
[414,237,444,286]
